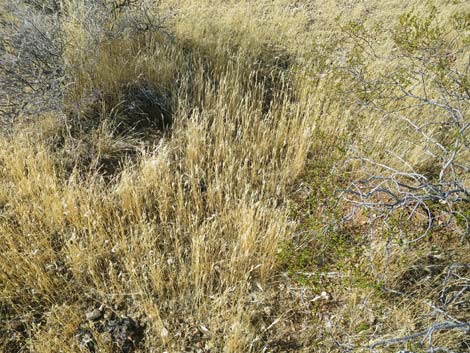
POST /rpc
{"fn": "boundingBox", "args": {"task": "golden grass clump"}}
[1,0,469,352]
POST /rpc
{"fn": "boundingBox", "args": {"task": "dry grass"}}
[1,0,469,352]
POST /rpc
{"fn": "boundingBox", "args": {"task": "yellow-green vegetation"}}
[0,1,469,352]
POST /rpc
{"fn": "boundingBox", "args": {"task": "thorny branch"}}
[0,0,173,131]
[334,12,470,353]
[340,50,469,241]
[369,321,470,350]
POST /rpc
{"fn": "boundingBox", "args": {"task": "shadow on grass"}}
[57,31,295,180]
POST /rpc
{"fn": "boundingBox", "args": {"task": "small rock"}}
[78,309,144,353]
[85,309,102,321]
[76,327,96,353]
[368,312,377,325]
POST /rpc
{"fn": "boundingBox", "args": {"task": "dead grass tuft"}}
[1,0,468,352]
